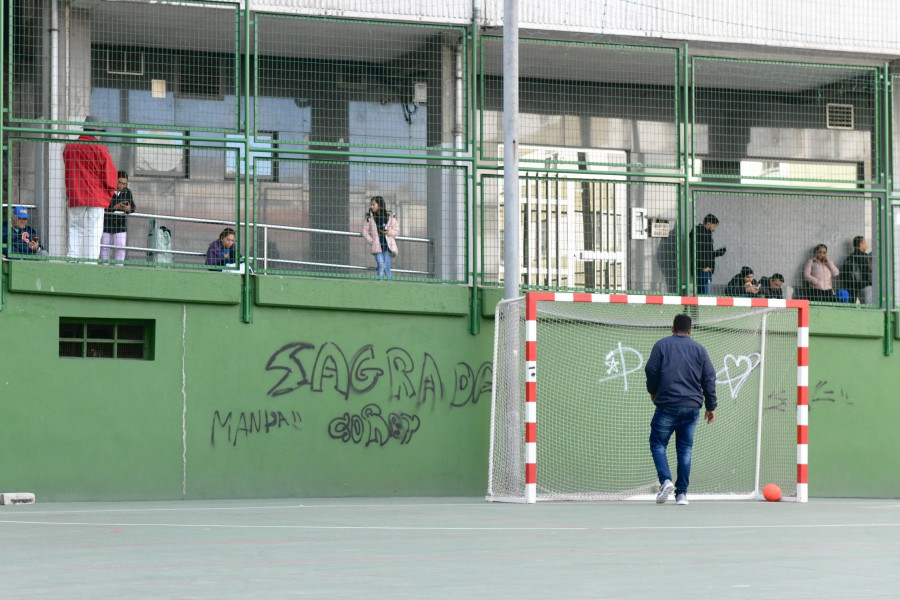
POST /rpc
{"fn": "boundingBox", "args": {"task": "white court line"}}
[0,502,492,516]
[602,523,900,531]
[6,500,899,518]
[0,520,587,531]
[6,505,307,515]
[6,499,900,518]
[2,518,898,532]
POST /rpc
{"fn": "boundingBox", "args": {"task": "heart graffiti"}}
[716,353,762,399]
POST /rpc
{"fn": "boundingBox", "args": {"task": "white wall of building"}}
[253,0,900,56]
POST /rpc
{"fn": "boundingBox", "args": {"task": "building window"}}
[135,131,188,178]
[176,53,222,100]
[59,319,154,360]
[107,48,144,76]
[739,160,859,188]
[226,132,277,180]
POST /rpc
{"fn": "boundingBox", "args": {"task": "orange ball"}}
[763,483,782,502]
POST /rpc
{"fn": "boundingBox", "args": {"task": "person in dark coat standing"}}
[100,171,136,266]
[840,236,873,304]
[690,214,726,295]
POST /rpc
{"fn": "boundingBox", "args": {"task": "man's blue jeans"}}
[649,405,700,495]
[696,270,712,295]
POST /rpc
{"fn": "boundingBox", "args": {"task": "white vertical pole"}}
[503,0,519,300]
[753,312,769,497]
[797,304,810,502]
[48,0,67,257]
[524,292,538,503]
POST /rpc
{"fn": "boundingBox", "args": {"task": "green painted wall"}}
[805,332,899,499]
[1,262,898,500]
[0,263,492,501]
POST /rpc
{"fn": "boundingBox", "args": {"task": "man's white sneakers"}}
[676,493,689,505]
[656,479,675,504]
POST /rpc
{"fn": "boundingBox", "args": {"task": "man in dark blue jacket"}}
[644,313,717,505]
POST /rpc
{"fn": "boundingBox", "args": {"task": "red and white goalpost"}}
[487,293,809,504]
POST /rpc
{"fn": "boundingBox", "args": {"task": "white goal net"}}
[487,293,809,503]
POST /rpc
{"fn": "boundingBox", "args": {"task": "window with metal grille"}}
[59,319,154,360]
[175,53,222,99]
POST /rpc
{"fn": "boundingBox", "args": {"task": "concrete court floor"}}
[1,497,898,599]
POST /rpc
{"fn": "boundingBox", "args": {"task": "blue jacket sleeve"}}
[645,342,661,396]
[700,348,718,411]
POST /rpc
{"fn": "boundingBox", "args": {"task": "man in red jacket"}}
[62,116,118,260]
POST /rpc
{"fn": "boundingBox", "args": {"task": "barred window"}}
[59,319,154,360]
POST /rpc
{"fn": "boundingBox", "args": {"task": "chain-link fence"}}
[691,58,880,186]
[481,176,680,293]
[253,157,466,280]
[479,38,681,171]
[6,135,240,266]
[692,191,880,305]
[476,41,887,305]
[1,0,896,302]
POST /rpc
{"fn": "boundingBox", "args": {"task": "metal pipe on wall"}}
[468,0,482,334]
[50,0,58,124]
[47,0,66,256]
[456,41,466,283]
[502,0,519,300]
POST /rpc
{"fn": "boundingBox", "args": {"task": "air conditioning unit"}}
[826,103,853,130]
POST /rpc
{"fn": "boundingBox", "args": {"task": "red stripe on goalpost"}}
[794,302,810,326]
[797,463,808,484]
[797,385,808,405]
[797,425,808,445]
[797,346,809,367]
[525,422,536,444]
[526,292,556,321]
[525,463,537,484]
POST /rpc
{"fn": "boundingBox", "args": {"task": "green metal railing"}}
[0,0,897,327]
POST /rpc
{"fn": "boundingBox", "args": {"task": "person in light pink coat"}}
[362,196,399,279]
[803,243,839,302]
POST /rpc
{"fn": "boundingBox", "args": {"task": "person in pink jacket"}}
[803,243,839,302]
[362,196,399,280]
[62,116,118,260]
